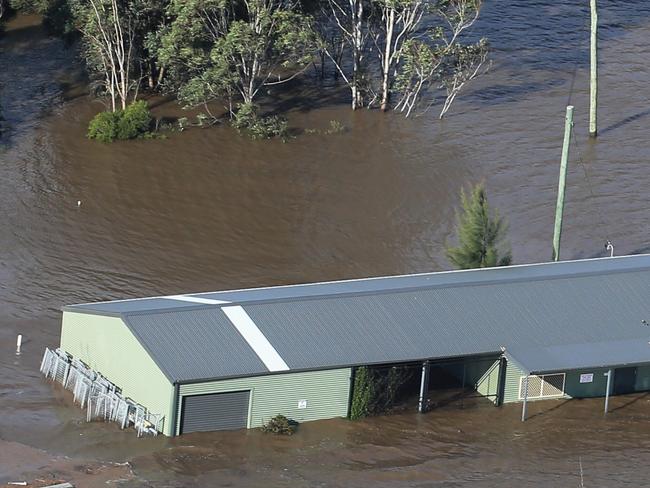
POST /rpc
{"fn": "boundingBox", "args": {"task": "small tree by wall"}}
[349,365,413,420]
[446,183,512,269]
[350,366,374,420]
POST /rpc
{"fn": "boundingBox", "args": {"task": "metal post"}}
[461,362,467,408]
[552,105,574,261]
[521,375,529,422]
[604,369,612,415]
[418,360,430,413]
[589,0,598,137]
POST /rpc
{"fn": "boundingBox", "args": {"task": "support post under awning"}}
[418,360,430,413]
[521,375,529,422]
[604,369,612,415]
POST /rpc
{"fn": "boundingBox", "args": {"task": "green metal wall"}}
[502,359,650,403]
[176,368,352,435]
[472,359,501,402]
[635,365,650,391]
[502,360,524,403]
[60,311,175,435]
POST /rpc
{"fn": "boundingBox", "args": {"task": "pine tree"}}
[446,183,512,269]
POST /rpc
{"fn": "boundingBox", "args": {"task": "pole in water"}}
[604,369,612,414]
[552,105,574,262]
[589,0,598,137]
[521,375,529,422]
[16,334,22,355]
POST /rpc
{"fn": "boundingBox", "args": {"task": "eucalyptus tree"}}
[392,0,488,117]
[321,0,371,109]
[159,0,317,122]
[69,0,139,111]
[325,0,488,116]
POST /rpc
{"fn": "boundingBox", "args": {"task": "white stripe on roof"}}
[164,295,231,305]
[222,305,289,372]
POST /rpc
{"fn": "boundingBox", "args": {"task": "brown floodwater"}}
[1,1,650,485]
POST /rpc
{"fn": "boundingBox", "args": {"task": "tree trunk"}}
[351,0,364,110]
[380,7,395,112]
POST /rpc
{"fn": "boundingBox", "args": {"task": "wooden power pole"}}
[552,105,574,262]
[589,0,598,137]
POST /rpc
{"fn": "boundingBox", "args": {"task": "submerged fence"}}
[40,348,163,437]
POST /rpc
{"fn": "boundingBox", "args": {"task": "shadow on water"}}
[466,0,650,106]
[610,392,650,413]
[524,399,573,421]
[599,108,650,135]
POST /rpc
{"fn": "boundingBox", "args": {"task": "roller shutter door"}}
[180,390,250,434]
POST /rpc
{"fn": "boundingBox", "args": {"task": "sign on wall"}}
[298,399,308,409]
[580,373,594,383]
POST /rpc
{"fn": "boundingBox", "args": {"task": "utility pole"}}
[552,105,574,262]
[589,0,598,137]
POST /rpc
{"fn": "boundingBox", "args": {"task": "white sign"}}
[580,373,594,384]
[298,399,308,409]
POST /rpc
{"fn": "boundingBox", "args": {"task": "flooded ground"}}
[1,1,650,485]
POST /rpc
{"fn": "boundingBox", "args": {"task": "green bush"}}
[87,111,120,143]
[88,101,152,143]
[232,102,289,141]
[117,101,152,139]
[261,414,297,435]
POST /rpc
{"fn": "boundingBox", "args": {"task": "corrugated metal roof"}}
[62,255,650,382]
[123,308,268,381]
[505,339,650,374]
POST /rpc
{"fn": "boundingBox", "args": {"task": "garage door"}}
[180,390,250,434]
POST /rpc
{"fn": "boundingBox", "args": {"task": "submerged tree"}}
[159,0,316,125]
[446,183,511,269]
[392,0,488,117]
[324,0,489,116]
[70,0,139,111]
[321,0,370,109]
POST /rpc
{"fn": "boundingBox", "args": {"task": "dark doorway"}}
[613,367,637,395]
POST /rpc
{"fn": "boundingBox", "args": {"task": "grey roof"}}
[63,254,650,383]
[506,338,650,374]
[123,308,267,381]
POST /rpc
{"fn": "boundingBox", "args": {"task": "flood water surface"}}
[2,1,650,486]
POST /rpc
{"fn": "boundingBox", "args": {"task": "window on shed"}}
[518,373,566,400]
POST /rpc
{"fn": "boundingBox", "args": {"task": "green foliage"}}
[159,0,316,119]
[232,102,289,141]
[87,110,120,142]
[350,366,374,420]
[87,100,152,142]
[446,183,512,269]
[261,414,297,435]
[117,100,152,138]
[350,365,412,420]
[325,120,345,134]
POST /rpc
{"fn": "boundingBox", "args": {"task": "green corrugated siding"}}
[474,360,501,402]
[177,368,352,434]
[503,359,526,403]
[60,311,175,435]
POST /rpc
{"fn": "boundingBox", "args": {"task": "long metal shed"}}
[59,254,650,436]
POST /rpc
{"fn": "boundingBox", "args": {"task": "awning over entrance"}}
[504,338,650,375]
